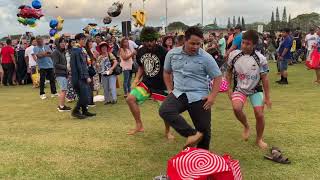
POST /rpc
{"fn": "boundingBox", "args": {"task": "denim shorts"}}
[56,76,68,91]
[279,59,289,71]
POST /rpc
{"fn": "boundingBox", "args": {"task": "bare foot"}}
[256,139,268,150]
[127,128,144,135]
[166,132,175,140]
[242,127,250,141]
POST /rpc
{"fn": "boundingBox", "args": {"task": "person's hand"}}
[108,69,113,75]
[86,78,92,84]
[132,50,137,56]
[264,98,272,109]
[202,95,215,110]
[131,79,140,88]
[278,56,283,61]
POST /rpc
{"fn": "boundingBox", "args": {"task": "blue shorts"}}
[279,59,289,71]
[56,76,68,91]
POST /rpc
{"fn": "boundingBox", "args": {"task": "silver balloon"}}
[107,2,123,17]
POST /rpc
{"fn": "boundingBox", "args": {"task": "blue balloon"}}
[32,0,42,9]
[90,29,99,37]
[49,19,58,29]
[49,29,58,37]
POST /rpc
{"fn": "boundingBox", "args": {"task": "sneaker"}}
[72,110,87,119]
[51,93,59,98]
[40,94,47,100]
[88,103,96,108]
[278,81,288,85]
[57,106,72,112]
[83,111,96,117]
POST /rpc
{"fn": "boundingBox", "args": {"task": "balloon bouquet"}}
[49,16,64,39]
[17,0,44,28]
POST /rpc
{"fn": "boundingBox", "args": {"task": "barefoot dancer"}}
[226,30,272,149]
[126,27,173,139]
[159,27,222,150]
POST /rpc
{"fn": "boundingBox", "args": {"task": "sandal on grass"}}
[264,147,291,164]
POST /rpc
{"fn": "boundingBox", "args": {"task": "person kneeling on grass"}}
[52,37,72,112]
[226,30,272,150]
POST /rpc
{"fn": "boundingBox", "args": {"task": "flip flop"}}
[264,147,291,164]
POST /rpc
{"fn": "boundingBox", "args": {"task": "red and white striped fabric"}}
[167,148,242,180]
[210,77,229,93]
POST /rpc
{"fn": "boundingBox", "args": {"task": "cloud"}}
[0,0,319,36]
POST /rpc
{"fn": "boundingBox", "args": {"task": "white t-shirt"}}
[305,33,319,51]
[25,45,37,68]
[129,40,138,52]
[227,50,269,95]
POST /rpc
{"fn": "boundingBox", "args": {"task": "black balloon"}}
[103,16,112,24]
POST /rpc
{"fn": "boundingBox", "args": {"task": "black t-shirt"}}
[136,45,167,91]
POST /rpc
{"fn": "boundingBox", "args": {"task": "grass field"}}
[0,63,319,180]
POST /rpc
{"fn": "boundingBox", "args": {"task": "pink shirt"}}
[120,48,133,70]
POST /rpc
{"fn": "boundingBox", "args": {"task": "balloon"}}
[32,0,42,9]
[54,33,61,39]
[57,16,64,24]
[17,17,28,26]
[56,16,64,31]
[103,16,112,24]
[26,18,36,25]
[49,19,58,29]
[107,2,123,17]
[29,23,37,28]
[49,29,58,37]
[57,23,63,31]
[90,29,99,37]
[132,10,146,27]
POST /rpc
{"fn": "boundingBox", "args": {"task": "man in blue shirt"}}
[32,37,57,100]
[225,25,243,59]
[159,27,222,150]
[277,28,293,85]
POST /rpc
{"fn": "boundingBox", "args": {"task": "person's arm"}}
[203,57,222,110]
[163,70,173,94]
[109,59,118,73]
[132,66,144,88]
[70,50,80,85]
[10,50,16,66]
[120,49,134,61]
[261,74,272,109]
[52,51,67,70]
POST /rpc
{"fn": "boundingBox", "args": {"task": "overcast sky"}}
[0,0,319,37]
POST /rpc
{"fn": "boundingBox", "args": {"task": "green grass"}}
[0,63,319,180]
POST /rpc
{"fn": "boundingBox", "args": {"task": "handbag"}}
[109,53,122,75]
[88,65,96,77]
[131,60,139,73]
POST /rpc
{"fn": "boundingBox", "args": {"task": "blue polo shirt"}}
[164,47,222,103]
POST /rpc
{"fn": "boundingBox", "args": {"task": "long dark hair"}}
[85,39,96,61]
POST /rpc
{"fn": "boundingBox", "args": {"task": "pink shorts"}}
[232,91,264,107]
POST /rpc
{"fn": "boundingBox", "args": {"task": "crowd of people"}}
[1,25,320,150]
